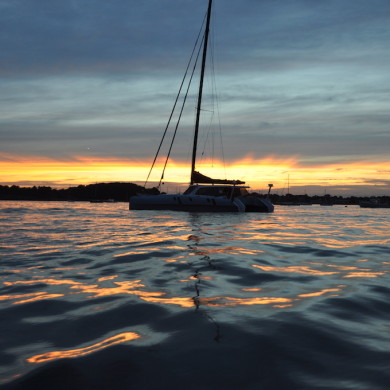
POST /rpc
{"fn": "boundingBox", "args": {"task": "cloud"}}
[1,0,390,194]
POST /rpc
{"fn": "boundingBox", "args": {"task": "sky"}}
[1,0,390,196]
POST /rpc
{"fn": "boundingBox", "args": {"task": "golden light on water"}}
[218,297,294,306]
[298,288,342,298]
[252,264,339,276]
[4,279,83,287]
[343,271,385,278]
[27,332,141,364]
[0,292,64,305]
[1,257,387,308]
[97,275,119,282]
[1,223,388,317]
[140,296,195,308]
[252,264,386,279]
[1,152,389,194]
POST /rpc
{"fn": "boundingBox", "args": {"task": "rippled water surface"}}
[1,201,389,389]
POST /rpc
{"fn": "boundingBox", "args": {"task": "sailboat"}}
[129,0,274,213]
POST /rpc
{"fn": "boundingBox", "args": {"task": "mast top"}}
[190,0,213,185]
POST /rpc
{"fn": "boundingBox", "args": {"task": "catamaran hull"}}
[129,194,274,213]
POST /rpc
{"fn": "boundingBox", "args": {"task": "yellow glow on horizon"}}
[1,152,389,193]
[0,153,149,186]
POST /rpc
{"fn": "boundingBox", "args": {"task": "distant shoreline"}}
[0,182,157,202]
[1,182,388,205]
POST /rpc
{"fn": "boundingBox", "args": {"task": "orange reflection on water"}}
[52,267,84,272]
[140,296,195,307]
[298,288,342,298]
[8,266,44,274]
[238,249,264,255]
[191,246,245,256]
[312,262,388,278]
[164,255,187,263]
[0,292,63,304]
[137,294,295,308]
[97,275,119,282]
[273,304,294,308]
[325,264,368,271]
[343,272,385,278]
[179,276,213,282]
[27,332,141,364]
[4,279,83,287]
[179,277,196,282]
[222,297,293,307]
[70,280,166,301]
[252,265,338,276]
[14,293,64,304]
[113,250,148,257]
[0,292,39,301]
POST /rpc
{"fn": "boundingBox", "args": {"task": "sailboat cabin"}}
[183,185,249,198]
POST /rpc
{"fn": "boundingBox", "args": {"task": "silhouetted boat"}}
[360,200,390,208]
[130,0,273,213]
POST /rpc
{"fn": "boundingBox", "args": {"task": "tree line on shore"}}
[0,183,158,202]
[0,183,388,205]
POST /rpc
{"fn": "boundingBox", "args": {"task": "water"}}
[1,201,389,389]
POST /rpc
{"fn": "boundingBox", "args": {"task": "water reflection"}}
[1,256,388,312]
[5,279,83,287]
[206,296,294,307]
[0,292,64,305]
[343,271,385,278]
[252,264,338,276]
[2,202,390,387]
[1,206,388,313]
[27,332,140,364]
[252,263,386,278]
[1,275,361,309]
[298,288,343,298]
[97,275,118,282]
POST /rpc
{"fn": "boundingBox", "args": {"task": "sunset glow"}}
[1,153,389,196]
[2,2,390,388]
[2,1,390,199]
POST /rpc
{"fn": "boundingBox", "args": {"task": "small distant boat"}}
[130,0,273,213]
[275,175,312,206]
[90,199,116,203]
[360,200,390,209]
[276,202,302,206]
[276,201,313,206]
[320,190,333,206]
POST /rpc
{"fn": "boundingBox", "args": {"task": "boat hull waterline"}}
[130,193,274,213]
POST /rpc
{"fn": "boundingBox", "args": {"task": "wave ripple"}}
[1,202,389,389]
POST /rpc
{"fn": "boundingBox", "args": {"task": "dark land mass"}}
[0,183,158,202]
[0,183,388,206]
[268,193,390,206]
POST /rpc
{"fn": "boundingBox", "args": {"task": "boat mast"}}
[191,0,213,185]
